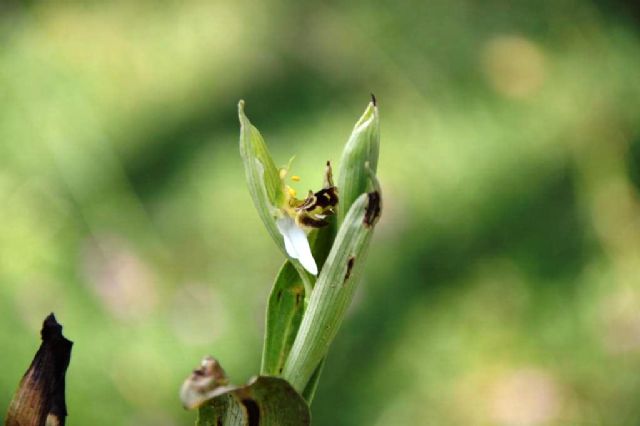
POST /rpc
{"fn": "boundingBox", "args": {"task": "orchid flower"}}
[238,101,338,278]
[276,162,338,275]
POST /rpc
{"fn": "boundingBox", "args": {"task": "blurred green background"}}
[1,0,640,424]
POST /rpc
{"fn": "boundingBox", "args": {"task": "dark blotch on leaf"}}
[241,398,261,426]
[370,93,377,106]
[364,191,381,227]
[344,256,356,282]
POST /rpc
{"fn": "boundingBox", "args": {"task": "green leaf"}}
[261,261,305,376]
[337,98,380,225]
[282,179,382,392]
[238,100,286,253]
[182,357,310,426]
[239,101,318,285]
[260,225,336,379]
[194,378,310,426]
[301,358,325,403]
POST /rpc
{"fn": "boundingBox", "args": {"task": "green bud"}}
[337,97,380,225]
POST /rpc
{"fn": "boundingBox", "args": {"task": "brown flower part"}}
[294,162,339,228]
[180,356,231,410]
[5,313,73,426]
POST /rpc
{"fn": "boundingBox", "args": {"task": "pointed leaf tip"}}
[337,100,380,224]
[238,99,247,122]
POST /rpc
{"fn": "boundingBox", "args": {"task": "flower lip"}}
[288,161,339,229]
[294,186,339,228]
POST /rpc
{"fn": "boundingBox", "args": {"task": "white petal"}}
[288,227,318,276]
[276,217,318,275]
[276,217,297,256]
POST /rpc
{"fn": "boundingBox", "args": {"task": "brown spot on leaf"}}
[345,257,356,282]
[364,191,381,227]
[5,313,73,426]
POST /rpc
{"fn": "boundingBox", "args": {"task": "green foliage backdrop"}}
[1,1,640,424]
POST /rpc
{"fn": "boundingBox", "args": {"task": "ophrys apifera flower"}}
[276,162,338,275]
[238,101,338,277]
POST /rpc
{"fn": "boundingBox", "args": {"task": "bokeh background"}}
[1,0,640,424]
